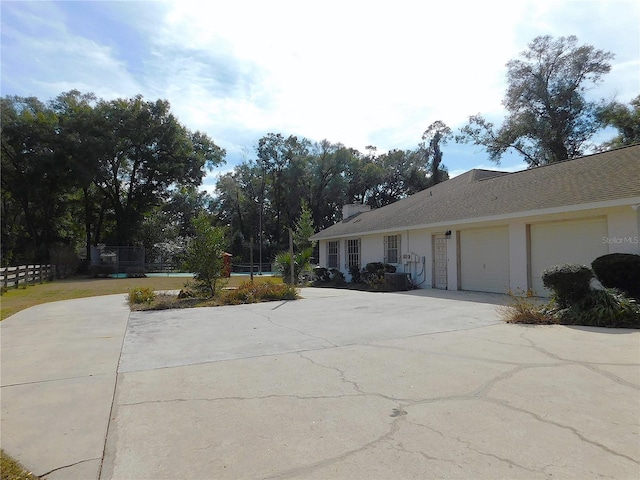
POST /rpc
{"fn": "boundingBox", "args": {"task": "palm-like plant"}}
[275,247,314,285]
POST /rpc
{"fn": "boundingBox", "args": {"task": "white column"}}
[509,221,528,293]
[448,230,459,291]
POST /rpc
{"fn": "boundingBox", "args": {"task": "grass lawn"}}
[0,275,282,321]
[0,450,39,480]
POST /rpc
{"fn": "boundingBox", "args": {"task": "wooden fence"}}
[1,264,55,291]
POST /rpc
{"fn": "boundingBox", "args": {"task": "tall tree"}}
[256,133,309,251]
[93,96,225,245]
[307,141,351,229]
[458,35,614,166]
[598,95,640,149]
[366,149,422,207]
[1,96,73,261]
[421,120,452,186]
[51,90,103,262]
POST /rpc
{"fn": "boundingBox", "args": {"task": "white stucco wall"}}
[509,222,528,293]
[360,233,381,269]
[606,206,640,254]
[314,204,639,293]
[405,230,431,287]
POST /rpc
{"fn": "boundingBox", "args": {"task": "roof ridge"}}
[513,144,640,173]
[310,145,639,240]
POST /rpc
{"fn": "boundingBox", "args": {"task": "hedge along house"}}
[309,144,640,296]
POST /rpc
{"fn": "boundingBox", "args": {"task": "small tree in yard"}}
[293,202,316,252]
[275,203,317,285]
[182,214,228,297]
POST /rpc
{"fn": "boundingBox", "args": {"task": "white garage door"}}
[460,227,510,294]
[530,218,608,296]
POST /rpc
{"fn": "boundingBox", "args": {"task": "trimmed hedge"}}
[592,253,640,299]
[362,262,396,289]
[541,264,593,308]
[313,267,346,286]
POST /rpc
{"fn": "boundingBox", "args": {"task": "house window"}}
[384,235,400,264]
[346,239,360,269]
[327,241,339,269]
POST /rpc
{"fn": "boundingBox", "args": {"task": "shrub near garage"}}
[560,288,640,328]
[541,264,593,308]
[503,263,640,328]
[592,253,640,299]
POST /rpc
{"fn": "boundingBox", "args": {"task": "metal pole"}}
[289,228,294,285]
[250,236,254,282]
[259,202,263,275]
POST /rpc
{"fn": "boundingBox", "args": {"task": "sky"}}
[2,0,639,194]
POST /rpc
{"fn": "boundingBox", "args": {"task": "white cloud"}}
[152,0,534,153]
[2,0,638,175]
[1,1,140,100]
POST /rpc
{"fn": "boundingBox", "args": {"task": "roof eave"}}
[310,196,640,240]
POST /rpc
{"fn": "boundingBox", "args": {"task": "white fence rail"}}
[1,264,55,290]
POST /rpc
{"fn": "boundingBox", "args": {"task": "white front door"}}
[433,234,447,289]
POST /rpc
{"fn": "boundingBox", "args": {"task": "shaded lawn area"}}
[1,275,282,321]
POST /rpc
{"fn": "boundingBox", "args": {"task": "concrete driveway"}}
[1,287,638,479]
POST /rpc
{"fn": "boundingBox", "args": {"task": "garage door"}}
[530,218,608,296]
[460,227,510,294]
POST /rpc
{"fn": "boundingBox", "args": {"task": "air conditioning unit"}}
[384,272,411,291]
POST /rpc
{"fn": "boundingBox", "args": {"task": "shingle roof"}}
[311,144,640,240]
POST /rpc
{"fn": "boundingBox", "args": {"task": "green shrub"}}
[592,253,640,299]
[542,264,593,308]
[274,248,313,285]
[311,267,347,286]
[499,287,640,329]
[364,262,385,274]
[362,262,396,288]
[349,264,362,283]
[330,269,346,286]
[313,267,331,283]
[220,281,298,305]
[128,286,156,305]
[553,288,640,328]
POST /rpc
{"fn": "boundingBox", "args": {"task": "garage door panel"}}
[460,228,510,294]
[530,218,608,296]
